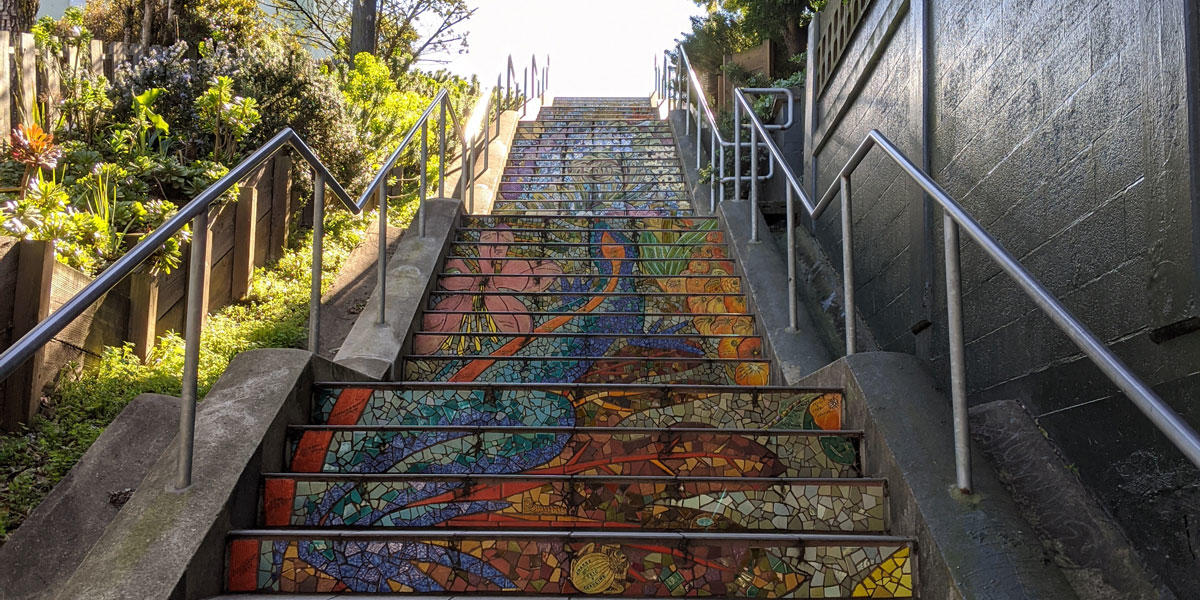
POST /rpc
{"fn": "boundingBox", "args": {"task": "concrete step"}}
[436,255,735,275]
[499,185,689,195]
[225,529,914,596]
[259,473,889,532]
[433,273,741,296]
[426,289,747,313]
[509,142,677,149]
[488,204,693,216]
[459,215,716,228]
[487,209,694,217]
[309,383,839,430]
[512,132,674,140]
[286,424,860,478]
[401,354,770,386]
[445,241,731,258]
[413,332,761,360]
[453,225,720,243]
[499,176,687,183]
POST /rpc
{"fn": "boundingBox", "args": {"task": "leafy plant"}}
[109,88,172,161]
[194,76,261,162]
[10,123,63,192]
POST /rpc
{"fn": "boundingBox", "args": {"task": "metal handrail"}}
[718,87,1200,491]
[0,88,468,490]
[674,46,794,212]
[461,53,548,211]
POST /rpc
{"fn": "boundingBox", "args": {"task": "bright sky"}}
[437,1,704,96]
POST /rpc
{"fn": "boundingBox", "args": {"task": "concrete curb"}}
[56,349,367,599]
[332,198,461,380]
[0,393,179,600]
[668,109,833,384]
[800,352,1078,599]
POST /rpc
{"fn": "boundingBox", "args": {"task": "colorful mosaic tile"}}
[231,100,916,597]
[265,476,886,532]
[227,535,913,596]
[289,428,857,478]
[460,215,717,230]
[310,387,843,430]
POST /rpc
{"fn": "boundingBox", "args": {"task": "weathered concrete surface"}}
[803,0,1200,591]
[460,109,522,214]
[670,109,833,383]
[799,353,1079,600]
[970,399,1175,600]
[0,394,178,600]
[332,198,460,379]
[56,350,363,600]
[316,211,404,360]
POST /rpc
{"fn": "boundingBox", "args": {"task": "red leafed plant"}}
[11,123,64,193]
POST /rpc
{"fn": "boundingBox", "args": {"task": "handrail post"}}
[709,127,717,213]
[482,97,490,172]
[696,100,703,170]
[749,122,759,242]
[733,99,742,202]
[438,98,447,198]
[718,143,726,205]
[467,135,475,213]
[841,174,855,354]
[495,78,502,136]
[685,75,691,135]
[377,185,387,325]
[309,172,325,353]
[176,207,209,490]
[523,67,529,117]
[944,212,972,493]
[419,119,428,237]
[786,185,797,330]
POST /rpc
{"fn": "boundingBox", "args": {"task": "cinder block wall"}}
[804,0,1199,593]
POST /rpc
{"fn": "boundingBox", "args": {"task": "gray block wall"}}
[804,0,1199,594]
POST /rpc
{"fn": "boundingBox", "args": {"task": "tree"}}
[687,0,826,62]
[0,0,39,32]
[269,0,473,72]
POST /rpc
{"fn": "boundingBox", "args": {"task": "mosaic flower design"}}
[416,225,562,354]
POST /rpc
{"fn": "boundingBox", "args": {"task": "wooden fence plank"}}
[232,174,260,299]
[18,33,34,126]
[0,32,10,137]
[129,271,158,359]
[89,39,103,76]
[268,154,292,262]
[2,241,53,431]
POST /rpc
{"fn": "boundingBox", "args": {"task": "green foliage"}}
[181,0,265,47]
[0,198,409,542]
[31,8,113,144]
[195,76,262,162]
[682,0,825,79]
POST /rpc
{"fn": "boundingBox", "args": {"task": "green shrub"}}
[0,197,415,542]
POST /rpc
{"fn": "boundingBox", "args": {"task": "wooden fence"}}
[0,154,296,431]
[0,31,141,135]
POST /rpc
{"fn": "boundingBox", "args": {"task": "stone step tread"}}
[424,291,749,315]
[460,215,715,222]
[413,334,760,359]
[225,531,914,596]
[487,211,696,217]
[258,474,888,532]
[307,384,842,429]
[285,426,859,479]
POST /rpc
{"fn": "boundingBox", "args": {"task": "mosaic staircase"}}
[223,98,917,597]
